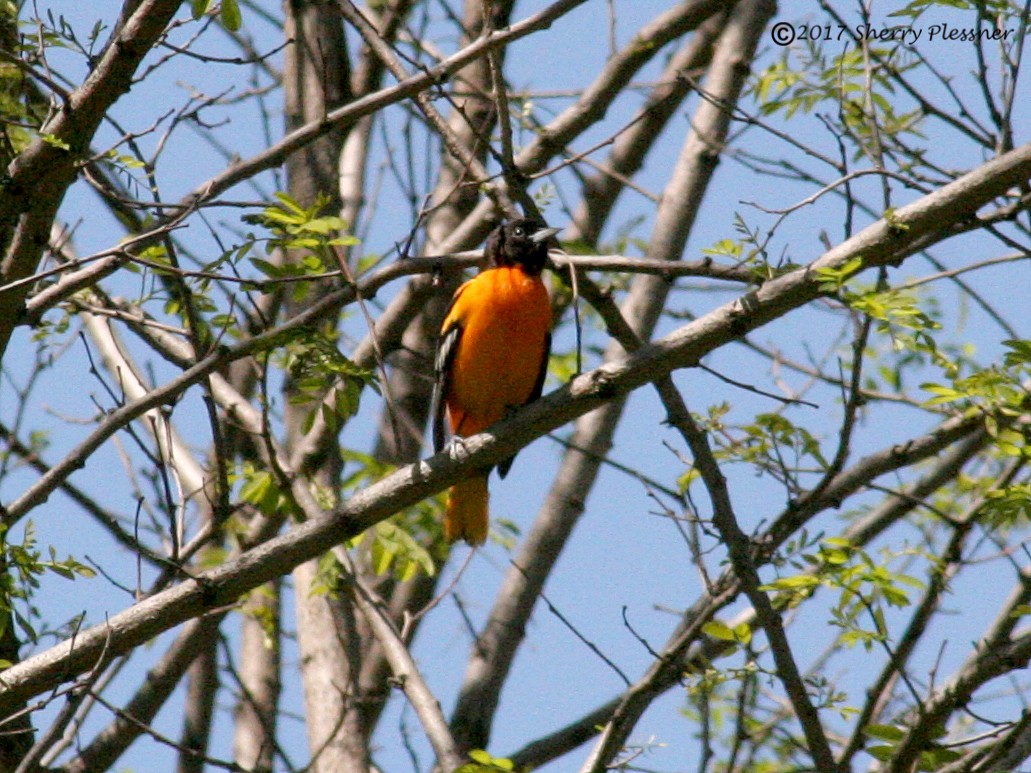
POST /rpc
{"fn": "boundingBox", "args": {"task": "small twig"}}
[565,253,584,374]
[621,606,663,661]
[401,547,476,642]
[698,363,818,409]
[510,561,630,686]
[85,690,246,771]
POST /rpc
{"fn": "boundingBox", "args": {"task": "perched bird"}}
[430,218,559,545]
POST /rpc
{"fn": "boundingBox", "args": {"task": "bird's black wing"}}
[430,320,462,454]
[529,331,552,404]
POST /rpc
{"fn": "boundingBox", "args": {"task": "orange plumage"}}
[430,219,556,545]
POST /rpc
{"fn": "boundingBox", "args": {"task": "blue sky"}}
[7,1,1031,771]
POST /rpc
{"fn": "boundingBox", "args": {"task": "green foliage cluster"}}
[0,521,94,663]
[246,192,360,297]
[752,32,924,149]
[762,537,924,650]
[340,450,441,579]
[191,0,242,31]
[864,723,961,772]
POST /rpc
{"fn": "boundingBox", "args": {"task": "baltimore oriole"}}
[430,219,559,545]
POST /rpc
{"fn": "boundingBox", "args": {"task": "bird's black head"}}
[484,218,560,276]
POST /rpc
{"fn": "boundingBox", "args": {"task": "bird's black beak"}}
[530,226,561,244]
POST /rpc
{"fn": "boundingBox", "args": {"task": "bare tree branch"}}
[2,135,1025,721]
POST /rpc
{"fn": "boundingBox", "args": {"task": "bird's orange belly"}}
[446,269,550,436]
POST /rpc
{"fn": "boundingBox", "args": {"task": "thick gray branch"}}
[0,139,1028,715]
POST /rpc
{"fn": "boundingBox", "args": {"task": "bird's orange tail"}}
[444,475,489,545]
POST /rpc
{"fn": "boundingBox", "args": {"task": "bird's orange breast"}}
[443,266,551,437]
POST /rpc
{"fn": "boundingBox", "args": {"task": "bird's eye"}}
[513,226,525,236]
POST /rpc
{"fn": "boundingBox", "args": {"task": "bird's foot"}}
[444,435,470,463]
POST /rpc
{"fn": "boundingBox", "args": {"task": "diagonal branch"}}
[0,138,1028,716]
[661,395,839,772]
[0,0,184,357]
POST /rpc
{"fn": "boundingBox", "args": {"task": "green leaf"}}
[239,470,271,506]
[814,256,864,293]
[302,215,348,235]
[761,574,819,590]
[1002,339,1031,368]
[677,467,700,493]
[371,538,393,576]
[455,750,516,772]
[881,585,910,607]
[273,190,308,216]
[191,0,211,19]
[733,622,752,644]
[366,522,436,580]
[220,0,242,31]
[920,383,964,406]
[701,238,743,258]
[919,746,962,770]
[864,723,905,742]
[867,743,895,762]
[48,563,74,580]
[40,133,70,150]
[823,536,853,548]
[309,552,344,597]
[702,620,736,641]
